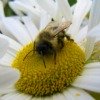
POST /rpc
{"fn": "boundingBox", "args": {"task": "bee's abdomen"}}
[36,41,54,56]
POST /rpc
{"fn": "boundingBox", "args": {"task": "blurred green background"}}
[68,0,77,5]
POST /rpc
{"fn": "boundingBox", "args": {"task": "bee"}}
[24,20,72,67]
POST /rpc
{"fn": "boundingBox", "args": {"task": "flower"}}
[0,0,100,100]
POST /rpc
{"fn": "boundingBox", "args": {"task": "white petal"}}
[1,17,32,45]
[68,0,92,35]
[32,98,43,100]
[88,0,100,31]
[0,52,14,66]
[0,66,20,90]
[0,34,22,52]
[9,1,42,18]
[75,25,88,43]
[43,97,53,100]
[53,94,66,100]
[68,87,94,100]
[56,0,72,21]
[21,17,39,41]
[85,36,96,60]
[1,92,32,100]
[0,87,16,94]
[9,1,23,16]
[87,23,100,42]
[16,0,35,6]
[85,62,100,68]
[63,87,94,100]
[0,17,21,41]
[9,1,43,28]
[81,18,89,28]
[63,90,75,100]
[82,62,100,76]
[40,13,51,31]
[0,1,4,17]
[33,97,51,100]
[85,24,100,60]
[72,75,100,93]
[71,4,76,14]
[36,0,57,18]
[0,37,9,58]
[82,68,100,76]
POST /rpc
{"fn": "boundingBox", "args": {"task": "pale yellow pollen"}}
[76,93,81,96]
[12,40,85,97]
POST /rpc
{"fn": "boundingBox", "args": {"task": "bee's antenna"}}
[23,49,36,61]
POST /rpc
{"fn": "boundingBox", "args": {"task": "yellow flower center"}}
[12,40,85,97]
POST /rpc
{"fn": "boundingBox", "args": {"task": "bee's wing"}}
[44,21,59,30]
[43,21,71,37]
[54,21,72,34]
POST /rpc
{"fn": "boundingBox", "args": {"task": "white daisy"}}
[0,0,100,100]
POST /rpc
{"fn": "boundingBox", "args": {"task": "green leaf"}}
[68,0,77,6]
[4,3,16,16]
[90,92,100,100]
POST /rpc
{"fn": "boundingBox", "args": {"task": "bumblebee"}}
[35,21,72,55]
[24,20,72,67]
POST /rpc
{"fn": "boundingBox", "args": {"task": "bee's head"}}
[36,40,54,56]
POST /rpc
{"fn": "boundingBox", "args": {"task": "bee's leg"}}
[65,34,74,42]
[34,41,35,50]
[42,56,46,68]
[41,52,46,68]
[65,34,70,40]
[33,41,37,55]
[54,51,57,65]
